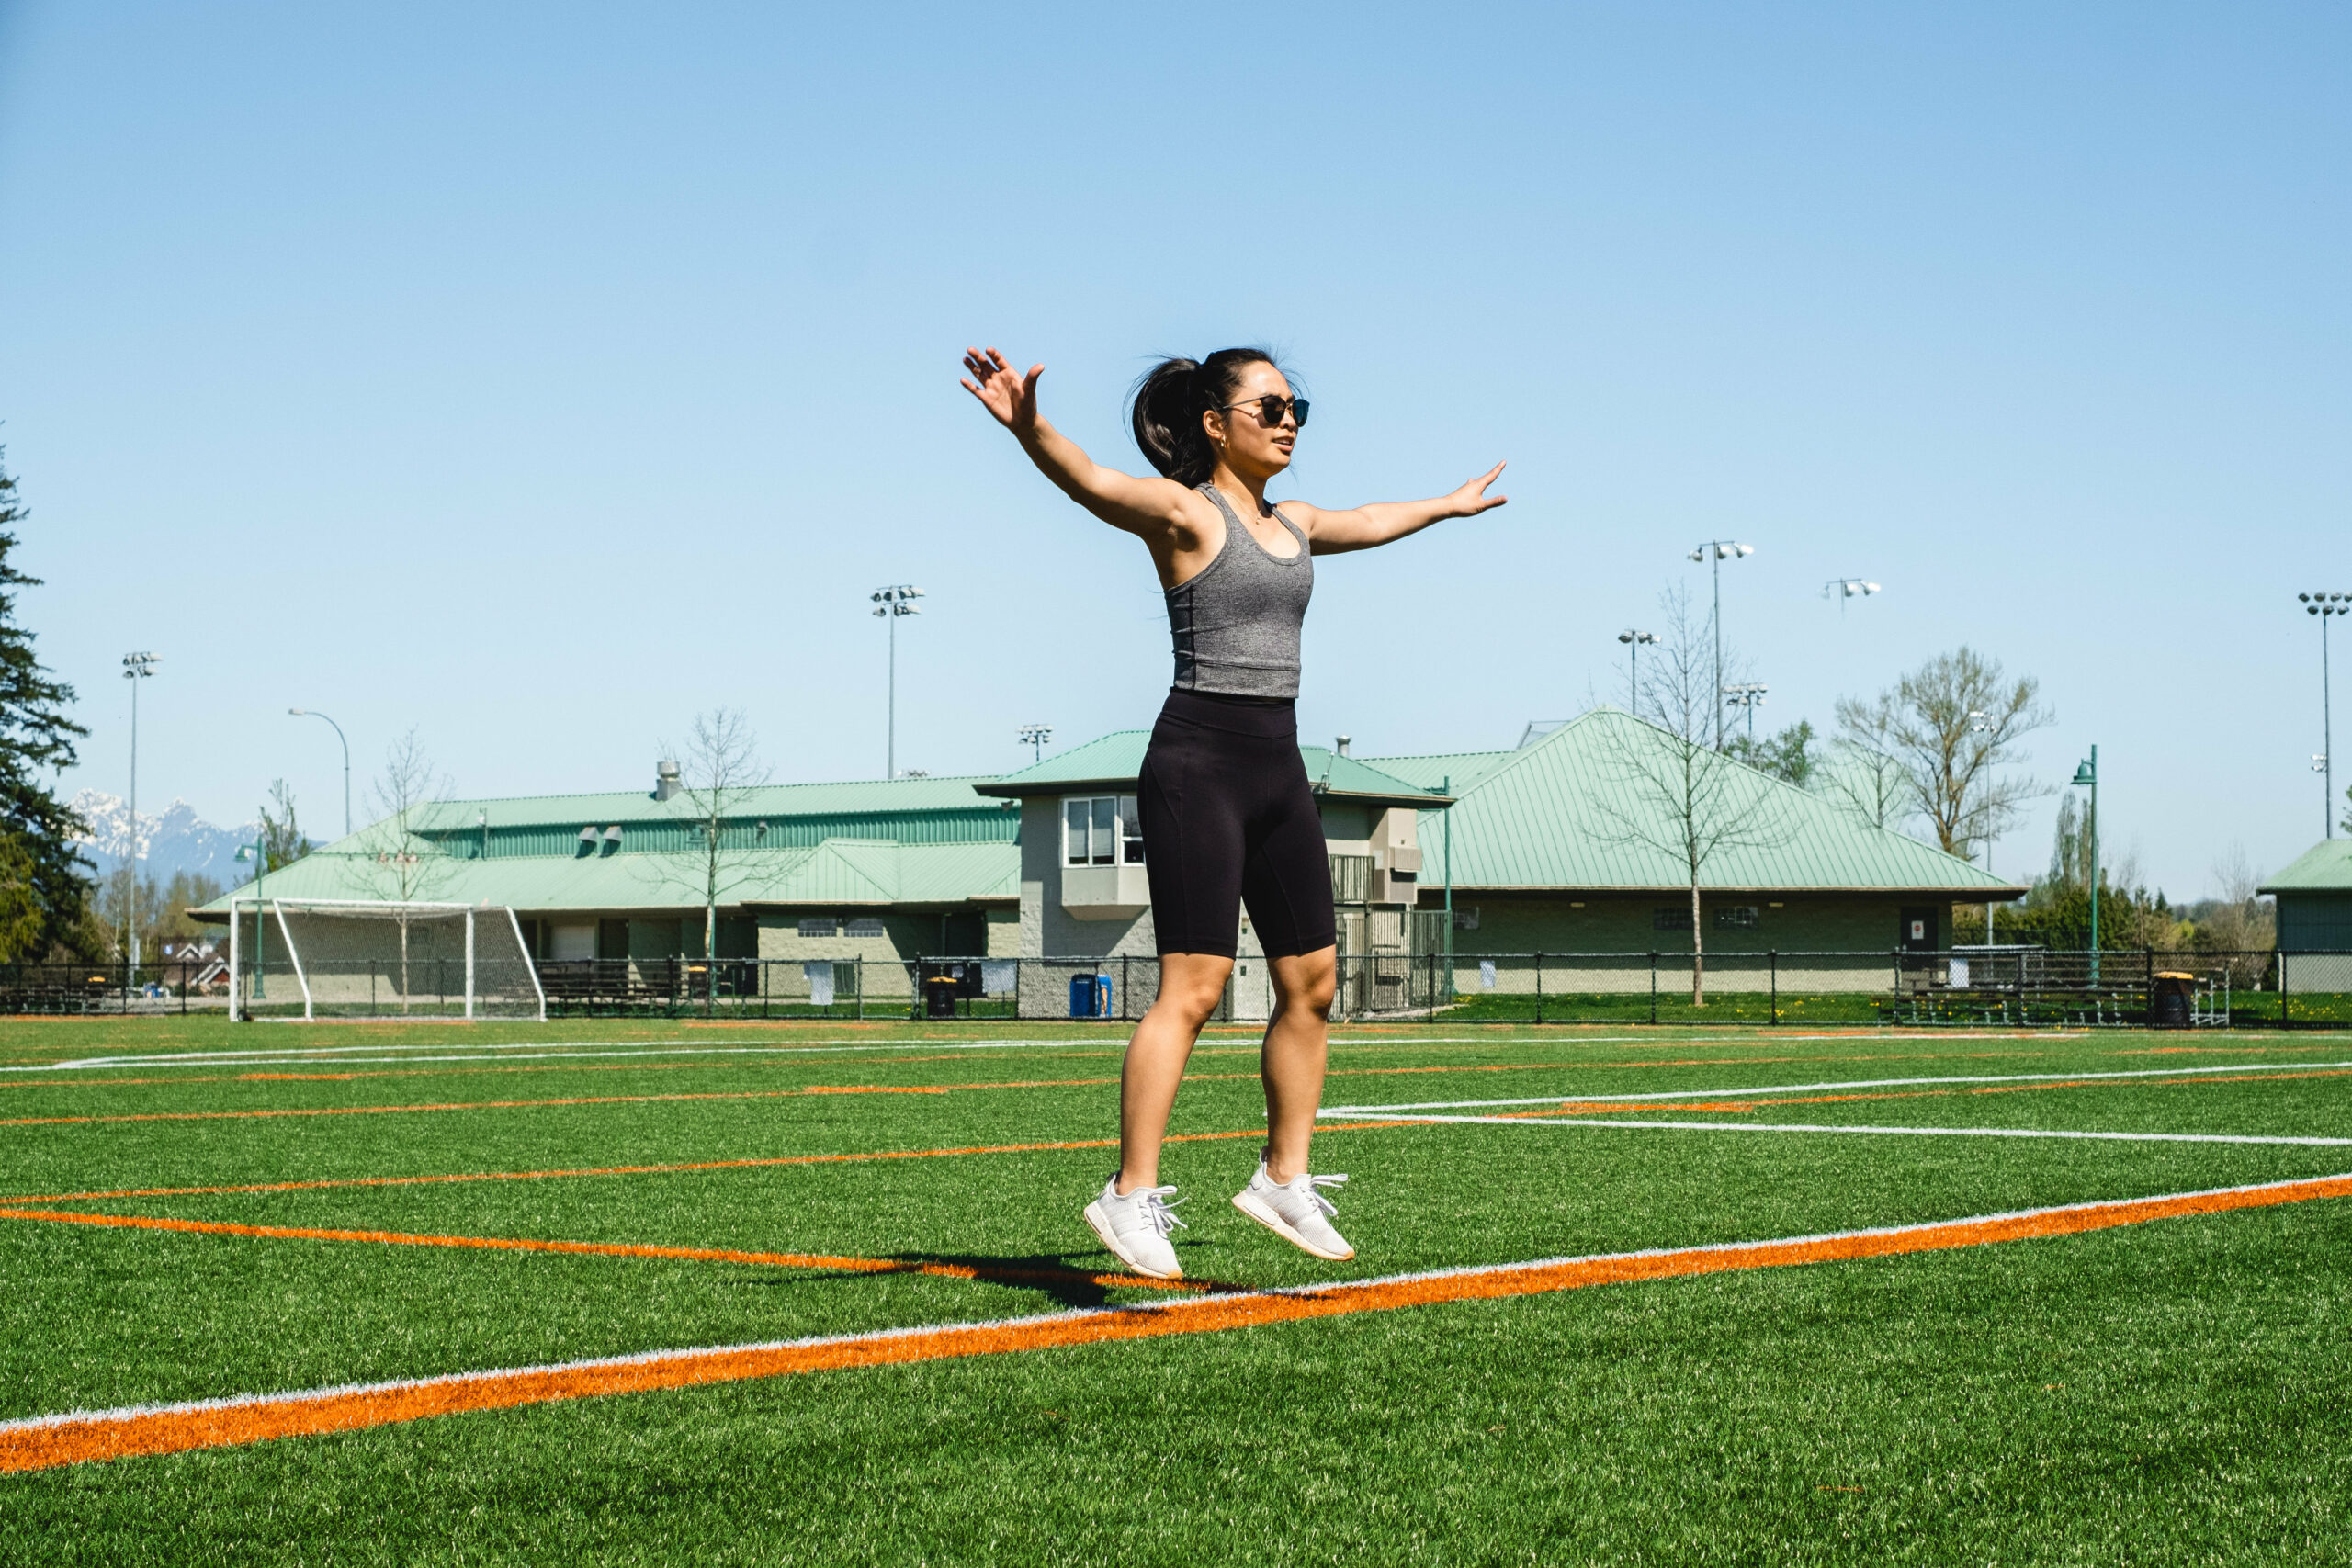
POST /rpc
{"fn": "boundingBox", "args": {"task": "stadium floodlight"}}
[1823,578,1881,615]
[288,708,351,837]
[1722,682,1769,741]
[119,652,160,976]
[870,585,923,780]
[2305,592,2347,838]
[1687,542,1753,746]
[1614,629,1657,710]
[1017,723,1054,762]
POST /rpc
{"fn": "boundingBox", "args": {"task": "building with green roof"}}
[202,711,2026,1009]
[200,764,1025,987]
[1363,708,2023,971]
[2259,840,2352,952]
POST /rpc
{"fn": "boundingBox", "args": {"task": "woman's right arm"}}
[961,346,1193,538]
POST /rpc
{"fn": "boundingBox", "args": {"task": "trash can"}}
[924,973,961,1019]
[2150,971,2195,1029]
[1068,974,1112,1020]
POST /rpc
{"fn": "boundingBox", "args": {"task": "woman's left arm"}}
[1288,463,1509,554]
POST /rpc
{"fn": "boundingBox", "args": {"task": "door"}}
[1899,907,1938,951]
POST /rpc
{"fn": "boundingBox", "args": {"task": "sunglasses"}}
[1217,393,1309,430]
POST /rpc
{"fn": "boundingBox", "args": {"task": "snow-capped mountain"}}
[70,792,261,886]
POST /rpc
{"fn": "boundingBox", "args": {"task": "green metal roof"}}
[402,774,1005,832]
[196,837,1018,919]
[2259,840,2352,894]
[1373,709,2022,896]
[981,732,1448,807]
[1358,748,1519,795]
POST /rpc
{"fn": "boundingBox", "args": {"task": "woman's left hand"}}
[1448,462,1510,518]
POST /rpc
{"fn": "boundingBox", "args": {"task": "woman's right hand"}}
[960,346,1043,436]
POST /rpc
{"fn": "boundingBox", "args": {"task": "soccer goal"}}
[227,899,546,1021]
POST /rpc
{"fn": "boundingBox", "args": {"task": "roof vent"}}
[1335,736,1351,758]
[654,761,682,801]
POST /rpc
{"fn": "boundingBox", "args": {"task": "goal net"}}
[228,899,545,1021]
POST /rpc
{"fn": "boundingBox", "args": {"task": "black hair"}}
[1127,347,1295,487]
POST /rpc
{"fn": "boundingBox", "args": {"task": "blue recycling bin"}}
[1068,974,1113,1019]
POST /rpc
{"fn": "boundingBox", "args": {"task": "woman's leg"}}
[1261,946,1337,1183]
[1116,952,1232,1192]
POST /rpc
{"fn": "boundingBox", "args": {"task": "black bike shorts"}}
[1137,687,1338,961]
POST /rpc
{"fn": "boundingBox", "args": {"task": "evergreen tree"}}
[0,448,92,959]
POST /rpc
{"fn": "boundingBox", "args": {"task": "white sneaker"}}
[1232,1158,1353,1261]
[1083,1177,1187,1280]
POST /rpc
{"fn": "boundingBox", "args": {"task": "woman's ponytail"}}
[1127,347,1287,487]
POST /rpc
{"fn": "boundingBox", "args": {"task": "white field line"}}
[1319,1060,2352,1116]
[2,1033,1686,1074]
[7,1168,2343,1438]
[1328,1113,2352,1148]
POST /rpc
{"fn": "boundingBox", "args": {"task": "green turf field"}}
[3,1015,2349,1564]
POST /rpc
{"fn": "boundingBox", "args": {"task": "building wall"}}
[2278,893,2352,953]
[1419,893,1931,993]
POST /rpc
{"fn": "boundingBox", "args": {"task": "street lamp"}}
[2070,746,2098,985]
[2301,593,2346,839]
[1822,578,1881,616]
[1017,723,1053,763]
[871,584,923,778]
[1614,629,1657,712]
[1722,682,1768,740]
[1688,541,1753,746]
[288,708,351,838]
[119,651,160,975]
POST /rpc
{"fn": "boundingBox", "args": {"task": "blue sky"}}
[2,3,2344,895]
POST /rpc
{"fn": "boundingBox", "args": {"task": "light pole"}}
[288,708,351,838]
[119,651,160,974]
[1688,541,1753,746]
[1723,682,1768,740]
[1970,710,1994,942]
[1822,578,1881,616]
[2071,746,2098,984]
[2302,593,2346,838]
[1615,629,1657,712]
[1017,723,1053,763]
[871,584,923,778]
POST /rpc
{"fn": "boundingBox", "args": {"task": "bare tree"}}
[2194,844,2276,985]
[1591,584,1793,1006]
[1818,694,1914,831]
[1835,647,2052,858]
[644,708,774,980]
[355,729,457,1009]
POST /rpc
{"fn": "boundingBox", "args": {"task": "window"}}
[844,917,885,937]
[1452,905,1479,931]
[1064,795,1144,866]
[797,918,839,939]
[1714,906,1759,930]
[1653,907,1692,931]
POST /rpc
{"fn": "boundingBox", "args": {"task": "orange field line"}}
[0,1120,1413,1205]
[0,1084,952,1129]
[7,1170,2343,1474]
[0,1205,1212,1294]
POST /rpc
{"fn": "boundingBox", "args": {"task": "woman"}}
[960,344,1505,1279]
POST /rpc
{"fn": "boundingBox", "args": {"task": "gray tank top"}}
[1165,484,1314,699]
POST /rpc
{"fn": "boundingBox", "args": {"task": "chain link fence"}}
[6,949,2344,1026]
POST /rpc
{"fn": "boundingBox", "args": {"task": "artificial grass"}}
[3,1017,2349,1562]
